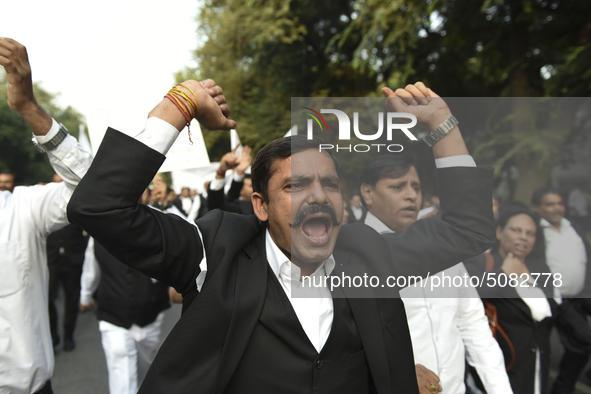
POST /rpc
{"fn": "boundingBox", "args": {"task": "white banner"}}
[159,120,210,172]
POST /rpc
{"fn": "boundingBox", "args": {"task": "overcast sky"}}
[3,0,199,141]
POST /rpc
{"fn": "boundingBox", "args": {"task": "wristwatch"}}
[32,123,69,153]
[423,116,459,147]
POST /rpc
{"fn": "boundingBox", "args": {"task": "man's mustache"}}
[291,204,341,228]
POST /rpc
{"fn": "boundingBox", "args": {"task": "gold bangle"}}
[177,83,200,115]
[170,88,196,118]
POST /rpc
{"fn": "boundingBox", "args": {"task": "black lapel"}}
[332,249,392,394]
[213,231,268,393]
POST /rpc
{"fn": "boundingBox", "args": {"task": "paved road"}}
[51,293,181,394]
[51,290,591,393]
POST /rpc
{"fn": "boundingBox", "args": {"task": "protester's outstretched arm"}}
[0,37,92,235]
[68,80,235,292]
[227,145,252,201]
[0,37,91,189]
[208,149,240,210]
[375,82,494,279]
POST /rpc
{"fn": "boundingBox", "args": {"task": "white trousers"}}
[99,313,164,394]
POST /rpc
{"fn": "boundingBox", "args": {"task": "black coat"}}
[68,128,495,394]
[464,251,557,394]
[46,224,89,267]
[207,179,254,215]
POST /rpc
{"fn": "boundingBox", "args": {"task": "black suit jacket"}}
[68,128,495,393]
[47,224,89,267]
[207,180,254,215]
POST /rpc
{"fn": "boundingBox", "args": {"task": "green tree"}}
[183,0,590,201]
[335,0,591,201]
[178,0,376,161]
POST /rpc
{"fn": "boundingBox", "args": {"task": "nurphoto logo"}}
[302,107,418,153]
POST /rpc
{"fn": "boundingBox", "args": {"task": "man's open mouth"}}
[301,217,331,243]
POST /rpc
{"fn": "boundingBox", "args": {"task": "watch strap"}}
[423,116,459,148]
[32,123,69,153]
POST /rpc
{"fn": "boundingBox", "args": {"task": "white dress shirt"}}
[350,205,364,221]
[0,119,92,394]
[80,237,100,306]
[365,213,512,394]
[187,195,201,221]
[540,217,587,297]
[180,196,193,214]
[265,229,335,352]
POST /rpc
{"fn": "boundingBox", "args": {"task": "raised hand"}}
[196,79,236,130]
[148,79,236,132]
[382,82,451,133]
[0,37,52,135]
[383,81,469,158]
[236,145,252,176]
[0,37,35,113]
[220,150,239,171]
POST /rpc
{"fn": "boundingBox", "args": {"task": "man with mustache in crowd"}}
[360,153,512,394]
[0,38,92,394]
[67,80,495,393]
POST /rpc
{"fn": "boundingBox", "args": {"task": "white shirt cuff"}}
[233,173,245,182]
[33,118,60,143]
[80,292,94,307]
[210,177,226,191]
[123,117,179,155]
[435,155,476,168]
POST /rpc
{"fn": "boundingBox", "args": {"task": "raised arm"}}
[208,149,240,210]
[382,82,495,278]
[227,145,252,201]
[67,80,236,292]
[0,37,92,235]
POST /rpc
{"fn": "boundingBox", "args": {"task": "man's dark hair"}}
[497,200,540,229]
[251,135,338,202]
[360,152,417,188]
[531,186,562,207]
[0,169,15,178]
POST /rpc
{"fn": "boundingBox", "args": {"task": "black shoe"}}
[52,335,60,348]
[63,337,76,352]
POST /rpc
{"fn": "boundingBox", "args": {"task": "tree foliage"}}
[184,0,590,200]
